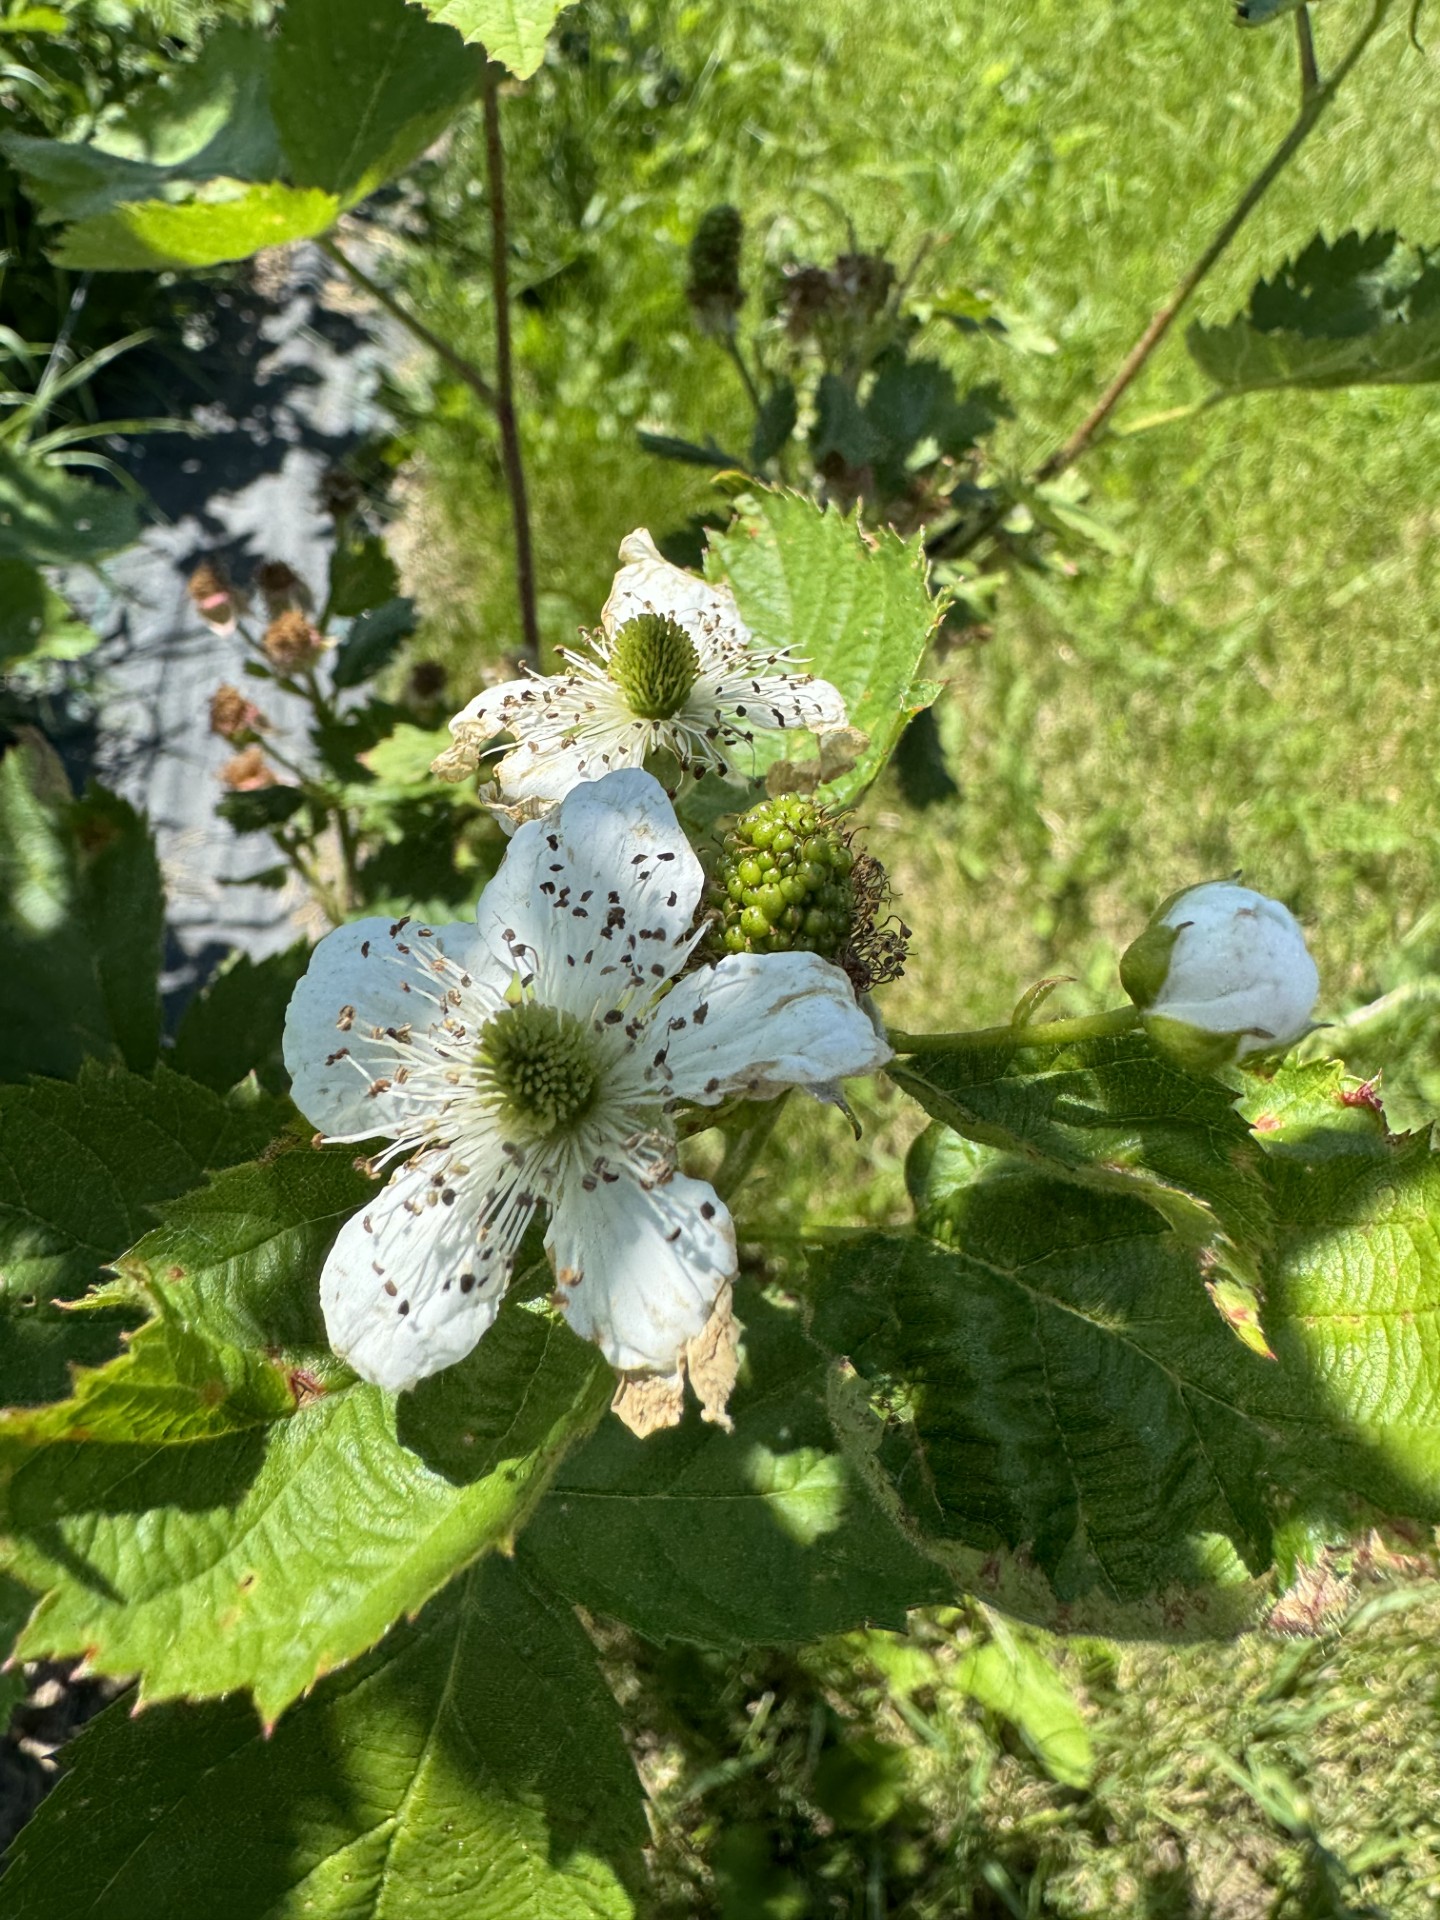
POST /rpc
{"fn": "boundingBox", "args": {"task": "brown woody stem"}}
[483,64,541,663]
[318,234,498,413]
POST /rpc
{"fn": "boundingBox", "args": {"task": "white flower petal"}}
[445,669,648,805]
[701,667,846,735]
[547,1170,736,1373]
[601,528,751,648]
[656,952,893,1106]
[320,1151,527,1392]
[474,769,704,1009]
[490,720,642,807]
[1151,883,1319,1056]
[283,916,509,1140]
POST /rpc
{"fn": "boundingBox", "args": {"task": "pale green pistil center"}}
[476,1002,600,1137]
[608,614,701,720]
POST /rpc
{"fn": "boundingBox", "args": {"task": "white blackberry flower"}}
[282,770,889,1428]
[434,529,847,811]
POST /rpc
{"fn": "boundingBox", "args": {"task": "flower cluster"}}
[289,532,881,1427]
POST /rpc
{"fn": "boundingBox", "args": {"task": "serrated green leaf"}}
[358,720,454,789]
[1243,1060,1440,1497]
[3,1149,612,1719]
[0,1062,286,1316]
[216,782,307,834]
[0,561,98,670]
[810,371,885,471]
[1238,1054,1393,1146]
[272,0,485,203]
[171,943,311,1096]
[0,1573,31,1735]
[0,736,112,1079]
[893,1029,1272,1296]
[0,1556,643,1918]
[0,1300,142,1413]
[806,1084,1440,1614]
[2,128,181,225]
[952,1636,1093,1789]
[71,784,164,1073]
[113,1141,386,1360]
[331,594,418,688]
[1188,230,1440,394]
[0,1304,296,1446]
[862,360,1008,498]
[49,181,341,272]
[327,531,400,617]
[0,559,46,664]
[0,26,281,227]
[1295,979,1440,1136]
[705,490,942,806]
[406,0,571,78]
[0,1063,284,1418]
[519,1292,948,1648]
[0,748,166,1080]
[750,379,797,468]
[0,446,138,563]
[808,1202,1275,1609]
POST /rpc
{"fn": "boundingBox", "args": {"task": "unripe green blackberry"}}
[712,795,858,962]
[686,205,745,337]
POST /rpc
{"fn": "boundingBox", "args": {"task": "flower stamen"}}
[475,1001,601,1138]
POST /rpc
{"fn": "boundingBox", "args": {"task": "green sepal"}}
[1142,1011,1243,1074]
[1118,918,1181,1010]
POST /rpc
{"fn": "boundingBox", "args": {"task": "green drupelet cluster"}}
[713,795,856,960]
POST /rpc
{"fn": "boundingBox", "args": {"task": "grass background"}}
[393,0,1440,1020]
[373,2,1440,1911]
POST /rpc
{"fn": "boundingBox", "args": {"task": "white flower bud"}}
[1120,881,1319,1068]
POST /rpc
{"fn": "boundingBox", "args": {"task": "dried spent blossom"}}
[219,746,277,791]
[262,610,325,674]
[253,560,312,620]
[408,660,448,703]
[209,684,268,742]
[782,263,835,339]
[187,562,244,636]
[317,466,363,521]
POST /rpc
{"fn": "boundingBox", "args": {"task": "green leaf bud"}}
[686,205,745,337]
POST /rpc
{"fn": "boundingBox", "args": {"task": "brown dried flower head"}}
[219,746,277,791]
[263,609,324,674]
[317,466,363,521]
[253,559,311,620]
[187,562,243,635]
[208,683,267,741]
[408,660,447,703]
[843,850,910,993]
[782,263,833,339]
